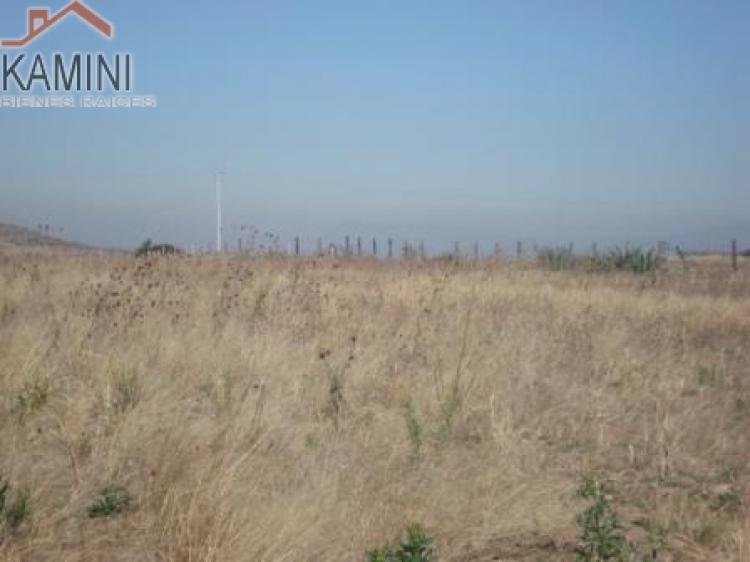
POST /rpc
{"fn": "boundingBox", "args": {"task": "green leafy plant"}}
[0,477,31,533]
[366,524,435,562]
[589,246,663,274]
[575,477,628,561]
[575,477,666,562]
[403,381,465,457]
[536,244,664,274]
[87,483,130,518]
[4,490,30,531]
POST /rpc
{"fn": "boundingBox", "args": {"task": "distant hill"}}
[0,223,90,250]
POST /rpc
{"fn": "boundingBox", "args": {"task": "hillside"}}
[0,223,89,250]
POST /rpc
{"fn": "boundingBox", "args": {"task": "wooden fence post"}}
[345,235,351,257]
[295,236,300,257]
[317,237,323,256]
[357,236,362,257]
[732,239,738,272]
[372,238,377,257]
[388,238,393,259]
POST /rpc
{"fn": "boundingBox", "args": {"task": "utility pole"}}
[216,171,224,253]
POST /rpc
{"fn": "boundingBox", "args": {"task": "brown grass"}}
[0,251,748,561]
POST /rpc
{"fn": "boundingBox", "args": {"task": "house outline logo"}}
[1,0,112,48]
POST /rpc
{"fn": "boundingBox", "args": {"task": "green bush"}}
[535,244,664,274]
[537,245,577,270]
[0,477,31,533]
[589,246,663,274]
[575,477,628,561]
[366,524,435,562]
[88,483,131,518]
[575,477,666,562]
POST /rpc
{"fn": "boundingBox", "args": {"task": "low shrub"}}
[575,476,666,562]
[0,477,31,534]
[88,483,130,519]
[537,245,577,270]
[366,524,435,562]
[589,246,663,274]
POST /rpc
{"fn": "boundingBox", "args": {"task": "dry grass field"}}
[0,250,749,561]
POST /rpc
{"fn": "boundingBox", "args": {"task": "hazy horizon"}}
[1,0,748,253]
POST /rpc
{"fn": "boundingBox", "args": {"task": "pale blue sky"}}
[1,0,748,251]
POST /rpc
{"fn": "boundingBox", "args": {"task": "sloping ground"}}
[0,223,89,250]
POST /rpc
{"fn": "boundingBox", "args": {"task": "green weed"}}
[0,477,31,533]
[366,524,435,562]
[575,477,628,561]
[13,378,50,422]
[575,477,666,561]
[88,483,130,518]
[589,246,663,274]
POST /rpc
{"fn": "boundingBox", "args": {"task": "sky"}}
[0,0,748,253]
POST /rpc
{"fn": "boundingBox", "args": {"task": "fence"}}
[191,235,745,269]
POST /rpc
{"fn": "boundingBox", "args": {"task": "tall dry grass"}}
[0,251,748,561]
